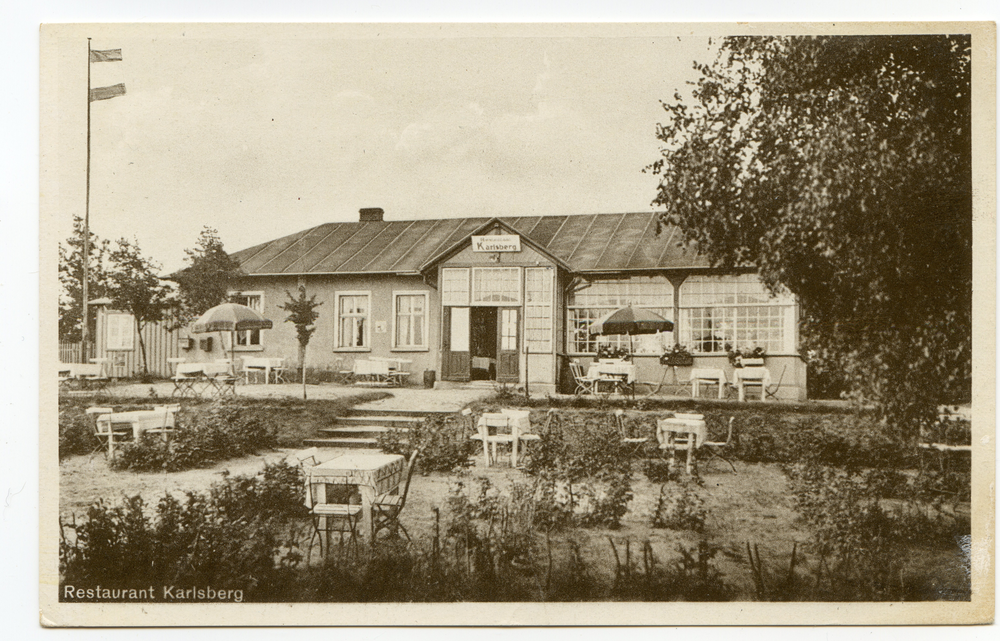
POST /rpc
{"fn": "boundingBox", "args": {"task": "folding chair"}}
[287,447,321,469]
[144,404,180,443]
[615,409,650,455]
[701,416,737,472]
[308,478,362,558]
[764,366,787,401]
[372,448,420,543]
[569,361,600,395]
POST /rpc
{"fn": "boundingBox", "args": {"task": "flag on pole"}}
[90,49,122,62]
[90,83,126,102]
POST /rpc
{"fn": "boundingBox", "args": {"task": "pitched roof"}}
[231,212,710,275]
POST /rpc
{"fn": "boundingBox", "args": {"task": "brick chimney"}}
[359,207,384,222]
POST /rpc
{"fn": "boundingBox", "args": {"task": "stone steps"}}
[307,408,451,450]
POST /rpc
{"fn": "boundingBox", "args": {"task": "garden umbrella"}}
[588,306,674,338]
[190,303,274,371]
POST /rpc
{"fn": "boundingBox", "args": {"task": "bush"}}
[651,481,707,532]
[377,414,476,473]
[60,461,307,601]
[60,413,96,459]
[109,401,278,472]
[522,413,631,481]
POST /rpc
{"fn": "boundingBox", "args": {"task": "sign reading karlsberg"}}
[472,234,521,253]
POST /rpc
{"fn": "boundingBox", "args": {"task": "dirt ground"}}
[58,446,809,598]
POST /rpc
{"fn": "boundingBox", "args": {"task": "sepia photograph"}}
[38,21,994,626]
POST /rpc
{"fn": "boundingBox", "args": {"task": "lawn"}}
[57,392,972,602]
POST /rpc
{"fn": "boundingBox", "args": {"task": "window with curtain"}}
[678,275,795,354]
[336,293,369,349]
[393,292,427,349]
[230,293,262,346]
[567,276,673,354]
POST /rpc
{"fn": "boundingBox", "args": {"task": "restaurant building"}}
[223,208,807,399]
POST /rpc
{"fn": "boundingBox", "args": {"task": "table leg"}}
[511,428,519,468]
[718,379,725,399]
[359,485,376,541]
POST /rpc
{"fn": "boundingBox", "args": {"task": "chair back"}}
[704,416,735,447]
[397,449,421,510]
[569,361,584,382]
[481,412,510,435]
[289,447,321,468]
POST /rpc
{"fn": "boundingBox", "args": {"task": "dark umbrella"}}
[588,306,674,340]
[190,303,273,371]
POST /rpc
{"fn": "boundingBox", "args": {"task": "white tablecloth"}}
[733,367,771,401]
[96,409,175,439]
[176,362,231,377]
[306,453,405,538]
[657,416,709,448]
[587,361,636,384]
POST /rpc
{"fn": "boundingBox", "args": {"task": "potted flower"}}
[596,344,631,361]
[727,345,766,368]
[660,344,694,367]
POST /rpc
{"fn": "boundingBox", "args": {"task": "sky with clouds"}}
[48,26,717,273]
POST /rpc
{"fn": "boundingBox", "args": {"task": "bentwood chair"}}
[372,448,421,542]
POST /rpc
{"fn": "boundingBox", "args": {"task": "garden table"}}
[95,408,177,456]
[305,453,405,540]
[733,367,771,402]
[241,357,288,384]
[690,368,727,399]
[474,410,538,467]
[171,362,236,398]
[587,361,636,396]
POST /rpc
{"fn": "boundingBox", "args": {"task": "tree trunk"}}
[136,319,150,377]
[299,343,307,400]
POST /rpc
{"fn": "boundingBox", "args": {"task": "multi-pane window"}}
[567,276,673,354]
[393,292,427,349]
[441,268,470,306]
[679,275,795,354]
[231,293,262,346]
[472,267,521,305]
[500,309,518,351]
[106,313,135,350]
[336,293,369,349]
[524,267,553,352]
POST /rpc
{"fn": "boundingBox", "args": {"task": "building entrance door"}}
[470,307,497,380]
[441,306,519,383]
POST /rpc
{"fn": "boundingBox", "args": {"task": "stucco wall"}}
[228,274,439,385]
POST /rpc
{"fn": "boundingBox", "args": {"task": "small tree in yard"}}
[280,286,322,400]
[107,238,170,379]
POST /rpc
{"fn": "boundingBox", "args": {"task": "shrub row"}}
[109,402,278,472]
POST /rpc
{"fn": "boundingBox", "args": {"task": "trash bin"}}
[423,370,436,388]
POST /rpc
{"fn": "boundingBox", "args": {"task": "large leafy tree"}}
[651,35,972,435]
[58,215,111,342]
[107,238,171,377]
[170,227,244,325]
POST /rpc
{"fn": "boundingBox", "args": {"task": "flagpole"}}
[82,38,91,363]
